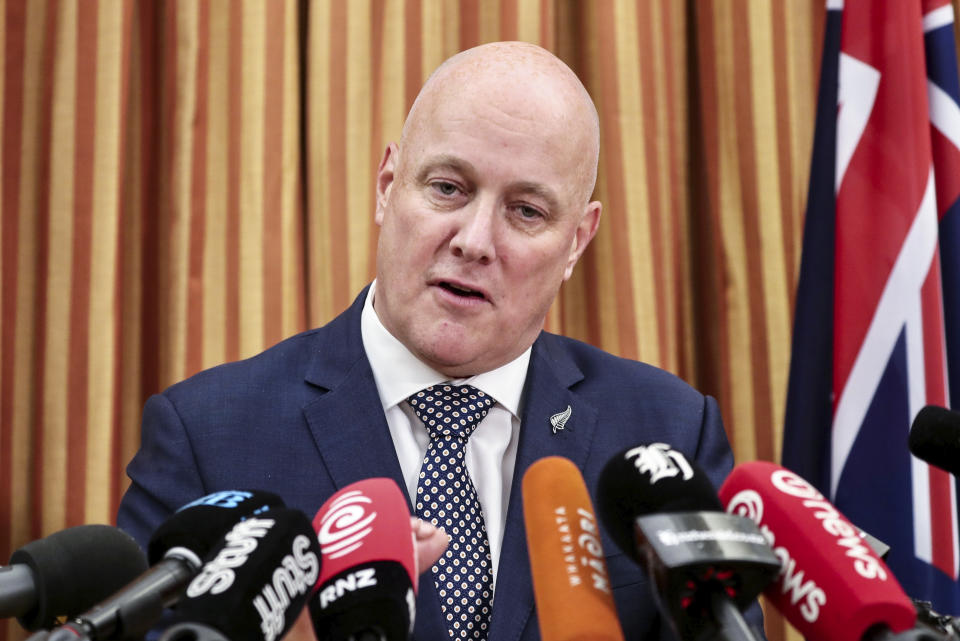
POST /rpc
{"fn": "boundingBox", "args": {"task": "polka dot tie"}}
[408,384,495,641]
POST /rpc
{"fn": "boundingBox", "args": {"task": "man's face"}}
[372,76,601,377]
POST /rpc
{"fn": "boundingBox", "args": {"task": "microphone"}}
[148,489,285,564]
[908,405,960,477]
[1,525,147,630]
[595,443,779,641]
[308,478,417,641]
[47,489,283,641]
[719,461,917,641]
[522,456,625,641]
[160,506,321,641]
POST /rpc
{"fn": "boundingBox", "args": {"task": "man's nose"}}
[449,200,497,263]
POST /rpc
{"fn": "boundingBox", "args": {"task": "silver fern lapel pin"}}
[550,405,572,433]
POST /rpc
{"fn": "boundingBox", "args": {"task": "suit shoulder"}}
[539,332,702,400]
[161,328,326,404]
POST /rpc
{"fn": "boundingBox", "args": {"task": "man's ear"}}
[375,143,399,226]
[563,200,602,281]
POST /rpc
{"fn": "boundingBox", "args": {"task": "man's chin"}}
[411,322,536,377]
[419,350,485,379]
[413,339,491,378]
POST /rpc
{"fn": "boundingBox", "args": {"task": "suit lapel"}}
[301,288,407,494]
[302,358,407,495]
[489,334,599,641]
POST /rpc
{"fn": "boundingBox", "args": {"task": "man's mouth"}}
[438,281,487,300]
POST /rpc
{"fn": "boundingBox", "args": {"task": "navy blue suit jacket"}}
[118,288,742,641]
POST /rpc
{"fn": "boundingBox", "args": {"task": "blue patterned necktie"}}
[408,384,496,641]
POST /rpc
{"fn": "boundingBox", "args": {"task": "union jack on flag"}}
[783,0,960,611]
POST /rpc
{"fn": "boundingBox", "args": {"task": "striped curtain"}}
[0,1,859,640]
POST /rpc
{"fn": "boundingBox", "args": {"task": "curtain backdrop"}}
[0,1,905,640]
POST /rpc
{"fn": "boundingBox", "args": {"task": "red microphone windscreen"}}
[719,462,916,641]
[312,478,416,588]
[522,456,625,641]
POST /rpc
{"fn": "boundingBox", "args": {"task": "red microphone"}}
[719,461,916,641]
[308,478,417,641]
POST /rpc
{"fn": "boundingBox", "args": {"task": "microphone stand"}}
[709,592,762,641]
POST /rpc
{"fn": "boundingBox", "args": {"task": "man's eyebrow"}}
[509,181,561,212]
[415,155,477,182]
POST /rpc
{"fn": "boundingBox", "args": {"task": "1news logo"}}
[769,470,887,582]
[726,486,826,624]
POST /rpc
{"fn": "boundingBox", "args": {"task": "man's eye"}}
[432,181,459,196]
[518,205,543,219]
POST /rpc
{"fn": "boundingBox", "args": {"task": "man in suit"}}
[118,41,746,641]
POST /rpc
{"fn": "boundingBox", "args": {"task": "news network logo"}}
[625,443,694,484]
[187,517,276,597]
[317,489,377,560]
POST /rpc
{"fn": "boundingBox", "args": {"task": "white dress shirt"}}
[360,281,529,586]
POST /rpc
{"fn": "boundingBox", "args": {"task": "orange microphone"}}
[522,456,625,641]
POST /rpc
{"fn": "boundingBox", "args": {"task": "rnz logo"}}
[186,518,275,597]
[253,534,320,641]
[318,490,376,560]
[317,567,378,608]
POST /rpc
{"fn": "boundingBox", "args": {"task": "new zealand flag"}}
[783,0,960,612]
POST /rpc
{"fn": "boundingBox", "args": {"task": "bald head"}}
[400,42,600,203]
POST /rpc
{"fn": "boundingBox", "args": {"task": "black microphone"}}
[147,490,285,564]
[908,405,960,477]
[159,507,321,641]
[47,489,284,641]
[1,525,147,630]
[595,443,779,641]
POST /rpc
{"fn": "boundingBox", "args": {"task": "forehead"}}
[401,74,592,202]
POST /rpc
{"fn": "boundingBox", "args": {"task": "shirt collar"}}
[360,280,531,419]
